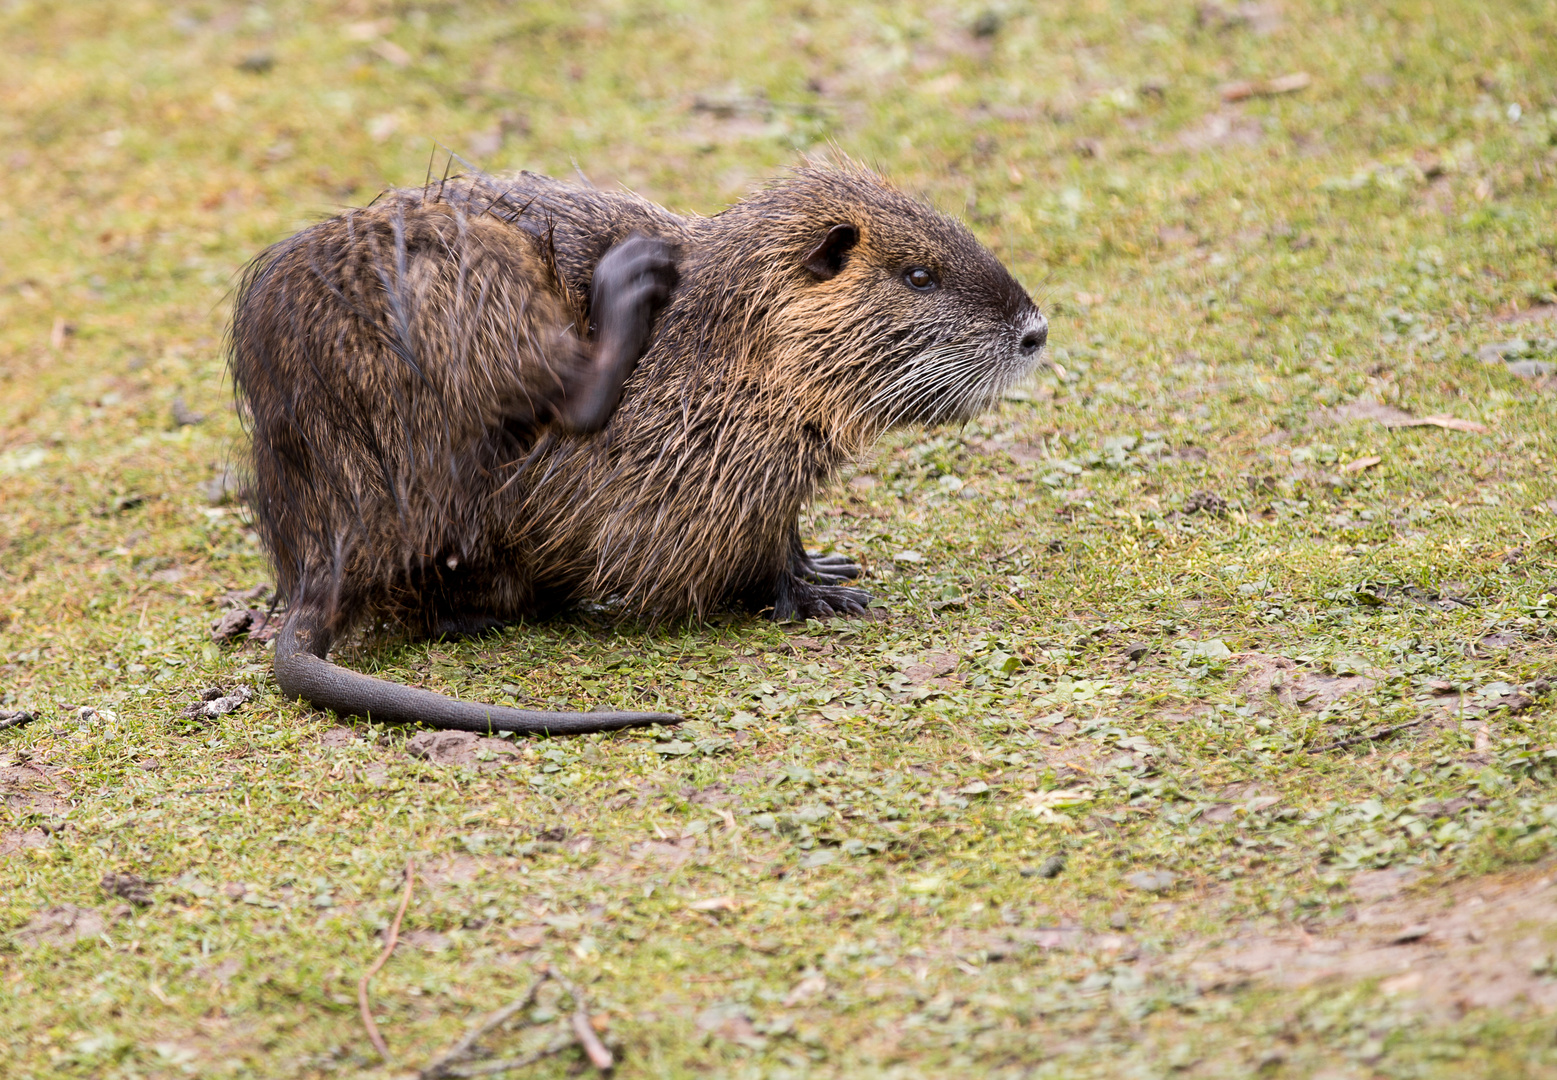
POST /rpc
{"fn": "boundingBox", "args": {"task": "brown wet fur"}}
[228,161,1047,730]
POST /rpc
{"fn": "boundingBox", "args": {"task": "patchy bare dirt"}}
[1308,399,1420,429]
[0,759,72,816]
[1495,302,1557,325]
[317,726,360,748]
[418,854,485,888]
[1238,653,1377,711]
[12,904,110,948]
[629,836,704,869]
[903,652,959,685]
[1176,865,1557,1016]
[405,730,522,767]
[400,929,453,952]
[0,828,51,859]
[1171,109,1263,152]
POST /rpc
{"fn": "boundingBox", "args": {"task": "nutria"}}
[228,162,1048,734]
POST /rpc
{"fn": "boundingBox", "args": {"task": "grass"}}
[2,0,1556,1076]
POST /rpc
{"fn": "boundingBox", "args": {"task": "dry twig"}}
[1307,718,1425,754]
[0,709,36,731]
[359,858,415,1062]
[553,970,614,1071]
[420,975,546,1079]
[435,1032,576,1078]
[419,964,614,1078]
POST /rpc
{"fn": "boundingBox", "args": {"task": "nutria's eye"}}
[903,266,938,292]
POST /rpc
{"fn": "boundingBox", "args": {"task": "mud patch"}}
[405,730,522,768]
[1495,303,1557,325]
[1177,865,1557,1015]
[1308,400,1418,429]
[0,828,51,859]
[0,760,72,816]
[12,904,109,948]
[1172,110,1263,152]
[1238,653,1377,711]
[902,652,959,685]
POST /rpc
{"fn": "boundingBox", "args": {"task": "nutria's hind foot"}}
[430,612,509,639]
[799,551,861,585]
[560,235,680,433]
[772,574,873,621]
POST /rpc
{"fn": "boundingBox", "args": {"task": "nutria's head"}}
[694,163,1047,438]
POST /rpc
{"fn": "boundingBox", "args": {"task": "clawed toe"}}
[799,550,862,584]
[772,574,873,622]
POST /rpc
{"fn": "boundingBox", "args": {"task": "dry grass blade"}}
[359,858,415,1062]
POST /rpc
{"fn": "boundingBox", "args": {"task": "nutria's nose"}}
[1019,316,1048,355]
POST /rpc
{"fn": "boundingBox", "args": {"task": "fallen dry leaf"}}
[688,896,741,912]
[1416,414,1489,433]
[1020,788,1096,821]
[1220,72,1311,102]
[1381,413,1489,433]
[371,39,411,67]
[783,972,827,1006]
[1340,455,1382,475]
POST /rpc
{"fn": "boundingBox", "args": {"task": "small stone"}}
[1109,910,1130,929]
[1183,490,1228,515]
[199,469,238,506]
[171,396,205,427]
[1477,341,1521,364]
[1124,642,1150,662]
[970,10,1002,37]
[1126,869,1177,893]
[1020,855,1066,879]
[182,686,253,721]
[1508,359,1554,378]
[237,51,275,74]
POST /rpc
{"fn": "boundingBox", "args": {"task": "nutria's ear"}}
[802,223,859,280]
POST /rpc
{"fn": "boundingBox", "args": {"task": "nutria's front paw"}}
[772,574,873,621]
